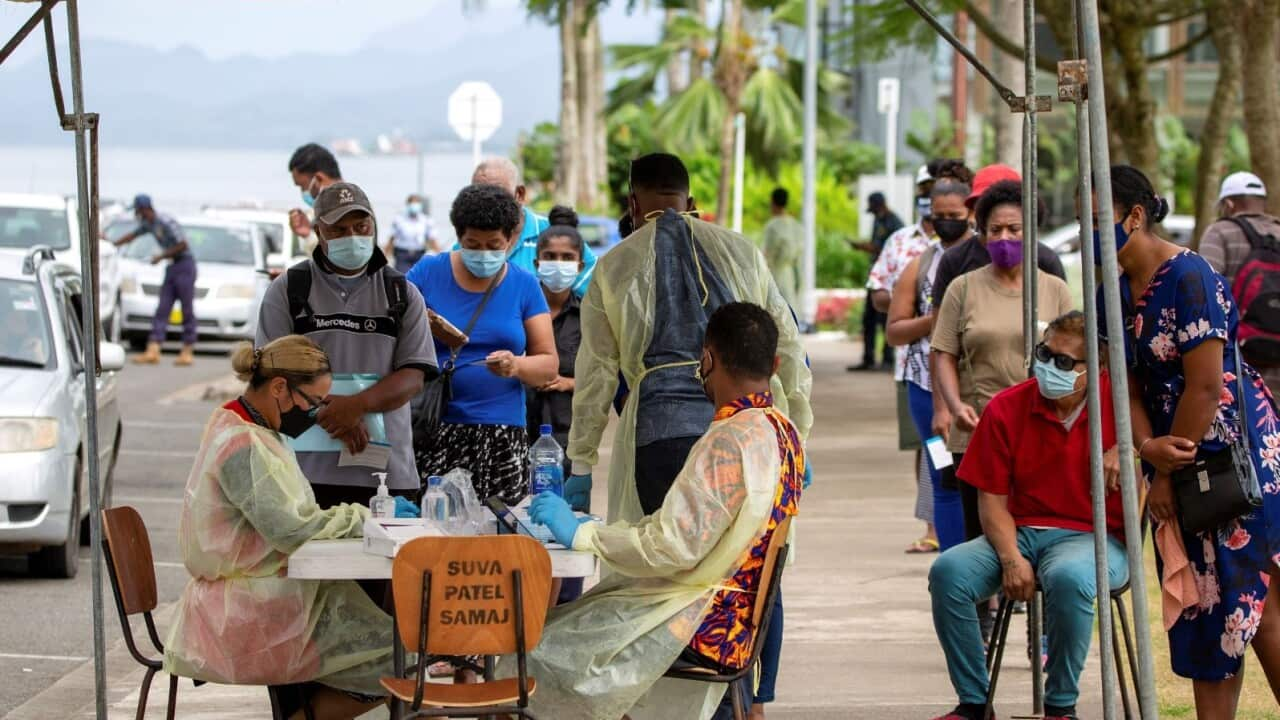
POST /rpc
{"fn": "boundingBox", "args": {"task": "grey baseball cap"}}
[314,182,374,225]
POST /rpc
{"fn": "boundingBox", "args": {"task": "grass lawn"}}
[1139,546,1277,717]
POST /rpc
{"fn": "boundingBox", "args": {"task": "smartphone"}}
[428,309,468,348]
[485,497,531,536]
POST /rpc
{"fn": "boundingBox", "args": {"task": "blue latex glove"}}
[394,496,420,518]
[564,473,592,512]
[529,492,582,547]
[803,462,813,489]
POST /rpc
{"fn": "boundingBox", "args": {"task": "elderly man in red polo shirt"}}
[926,311,1131,720]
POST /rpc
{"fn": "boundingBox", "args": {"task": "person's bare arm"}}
[885,258,931,347]
[317,369,427,454]
[1145,340,1225,522]
[979,490,1034,601]
[112,230,139,247]
[488,313,558,387]
[869,288,892,314]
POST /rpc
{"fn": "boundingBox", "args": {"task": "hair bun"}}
[548,205,579,228]
[1153,196,1170,223]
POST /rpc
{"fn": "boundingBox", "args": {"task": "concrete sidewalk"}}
[8,337,1110,719]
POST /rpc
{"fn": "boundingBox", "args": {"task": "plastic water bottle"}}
[438,474,470,534]
[422,475,454,533]
[528,425,565,497]
[369,472,394,519]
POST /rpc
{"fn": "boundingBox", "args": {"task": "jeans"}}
[152,256,197,345]
[393,247,425,274]
[634,435,701,515]
[928,528,1129,708]
[906,382,964,551]
[753,587,782,704]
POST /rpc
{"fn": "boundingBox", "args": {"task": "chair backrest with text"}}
[390,535,552,658]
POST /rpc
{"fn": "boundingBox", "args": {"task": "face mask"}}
[407,202,423,216]
[986,238,1023,269]
[538,261,578,293]
[916,196,932,221]
[276,393,320,438]
[1091,221,1131,262]
[933,218,970,244]
[1034,361,1085,400]
[696,353,715,401]
[324,234,375,271]
[300,177,318,208]
[461,249,507,278]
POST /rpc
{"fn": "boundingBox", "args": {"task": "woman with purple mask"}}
[930,180,1076,547]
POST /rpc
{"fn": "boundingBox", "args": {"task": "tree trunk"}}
[1192,0,1242,249]
[664,8,688,95]
[990,0,1023,169]
[691,0,708,84]
[1109,20,1160,181]
[713,0,745,223]
[587,12,608,210]
[556,0,581,206]
[1241,0,1280,215]
[574,0,599,209]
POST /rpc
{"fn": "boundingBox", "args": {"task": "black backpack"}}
[286,263,409,336]
[1225,216,1280,368]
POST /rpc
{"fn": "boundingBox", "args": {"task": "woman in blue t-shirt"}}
[407,184,558,504]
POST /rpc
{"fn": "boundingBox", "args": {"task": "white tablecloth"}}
[286,538,598,580]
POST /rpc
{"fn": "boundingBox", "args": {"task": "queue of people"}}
[155,135,1280,719]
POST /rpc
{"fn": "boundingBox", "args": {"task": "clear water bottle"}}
[422,475,454,533]
[528,425,565,497]
[369,472,394,519]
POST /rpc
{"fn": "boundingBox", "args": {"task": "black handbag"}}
[1171,346,1264,534]
[411,269,504,448]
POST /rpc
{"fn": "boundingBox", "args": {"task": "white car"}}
[0,247,126,578]
[106,216,270,349]
[203,206,312,277]
[0,192,124,342]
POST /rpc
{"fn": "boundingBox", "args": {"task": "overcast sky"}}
[0,0,658,64]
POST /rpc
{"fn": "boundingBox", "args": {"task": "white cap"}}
[1219,171,1267,201]
[915,165,932,185]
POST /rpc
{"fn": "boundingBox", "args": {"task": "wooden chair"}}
[381,535,552,719]
[662,514,793,720]
[101,506,306,720]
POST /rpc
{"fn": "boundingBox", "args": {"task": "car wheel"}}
[80,423,120,546]
[32,457,81,579]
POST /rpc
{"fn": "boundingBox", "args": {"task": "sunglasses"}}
[1034,343,1085,372]
[290,386,325,418]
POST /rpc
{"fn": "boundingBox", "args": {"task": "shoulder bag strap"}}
[1234,345,1252,456]
[448,267,506,365]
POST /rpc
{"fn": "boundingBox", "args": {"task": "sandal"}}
[905,537,940,554]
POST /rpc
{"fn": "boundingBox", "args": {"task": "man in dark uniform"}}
[113,194,198,366]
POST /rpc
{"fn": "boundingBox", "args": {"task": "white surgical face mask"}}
[537,261,578,293]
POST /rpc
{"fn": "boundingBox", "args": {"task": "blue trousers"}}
[928,528,1129,708]
[906,381,965,551]
[151,256,197,345]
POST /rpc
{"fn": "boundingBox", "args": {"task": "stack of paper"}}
[362,517,445,558]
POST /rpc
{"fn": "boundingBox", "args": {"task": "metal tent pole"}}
[1076,0,1160,715]
[65,0,108,716]
[1020,2,1044,712]
[800,0,818,328]
[1060,45,1120,718]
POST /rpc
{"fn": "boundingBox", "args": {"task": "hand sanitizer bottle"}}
[369,472,394,519]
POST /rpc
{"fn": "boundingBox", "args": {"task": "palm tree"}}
[610,2,848,218]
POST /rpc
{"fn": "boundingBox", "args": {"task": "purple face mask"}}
[986,238,1023,269]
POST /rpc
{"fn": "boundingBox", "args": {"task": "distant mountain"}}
[0,4,656,149]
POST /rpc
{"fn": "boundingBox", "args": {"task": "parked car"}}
[0,192,124,342]
[0,247,126,577]
[105,216,269,349]
[578,215,623,255]
[1047,213,1194,309]
[203,205,311,277]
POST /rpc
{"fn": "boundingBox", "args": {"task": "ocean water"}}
[0,144,480,244]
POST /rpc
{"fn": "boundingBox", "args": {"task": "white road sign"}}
[448,81,503,143]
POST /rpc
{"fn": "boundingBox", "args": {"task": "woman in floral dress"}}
[1098,165,1280,714]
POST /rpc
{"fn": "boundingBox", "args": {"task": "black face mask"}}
[933,218,971,244]
[276,391,320,439]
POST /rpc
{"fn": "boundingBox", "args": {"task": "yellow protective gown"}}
[568,213,813,523]
[523,406,790,720]
[163,407,393,695]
